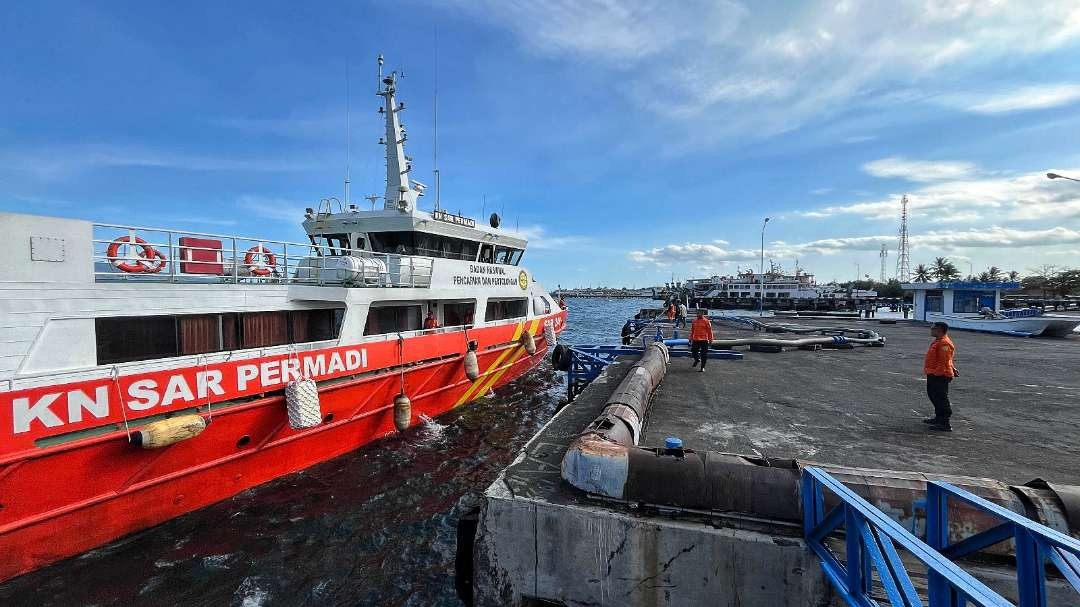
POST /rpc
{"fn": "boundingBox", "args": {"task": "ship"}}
[0,55,566,581]
[658,266,878,309]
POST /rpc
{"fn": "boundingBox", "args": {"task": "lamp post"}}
[1047,172,1080,182]
[759,217,770,316]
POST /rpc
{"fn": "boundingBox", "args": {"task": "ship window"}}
[442,301,476,327]
[96,309,344,365]
[96,316,178,365]
[365,304,422,335]
[533,296,551,316]
[290,309,339,343]
[478,244,494,264]
[486,298,528,322]
[369,231,416,256]
[241,312,289,348]
[493,246,523,265]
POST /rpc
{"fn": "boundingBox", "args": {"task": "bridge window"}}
[493,246,523,265]
[486,298,528,322]
[533,296,551,316]
[365,304,422,335]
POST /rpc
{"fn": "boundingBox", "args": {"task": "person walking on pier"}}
[676,302,688,328]
[665,302,676,323]
[689,310,713,372]
[922,322,958,432]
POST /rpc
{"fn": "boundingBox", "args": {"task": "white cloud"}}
[438,1,1080,141]
[949,83,1080,115]
[237,195,309,222]
[862,157,978,182]
[505,224,590,250]
[629,226,1080,267]
[800,165,1080,222]
[0,143,319,179]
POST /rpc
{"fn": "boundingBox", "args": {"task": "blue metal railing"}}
[926,481,1080,606]
[803,466,1080,606]
[1000,307,1044,319]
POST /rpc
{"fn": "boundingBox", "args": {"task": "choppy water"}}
[0,298,653,607]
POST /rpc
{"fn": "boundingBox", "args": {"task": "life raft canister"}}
[245,245,277,276]
[105,235,167,273]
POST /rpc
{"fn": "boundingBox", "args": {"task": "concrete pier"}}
[466,318,1080,606]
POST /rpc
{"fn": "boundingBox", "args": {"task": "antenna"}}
[345,54,351,207]
[364,193,380,211]
[433,25,441,212]
[895,194,910,282]
[879,243,888,283]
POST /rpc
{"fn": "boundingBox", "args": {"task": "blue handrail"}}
[926,481,1080,606]
[803,466,1008,606]
[804,467,1080,606]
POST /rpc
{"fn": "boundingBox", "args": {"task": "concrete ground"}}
[643,317,1080,485]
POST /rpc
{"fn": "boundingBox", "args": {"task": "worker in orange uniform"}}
[689,310,713,372]
[922,321,958,432]
[423,310,440,332]
[665,302,676,323]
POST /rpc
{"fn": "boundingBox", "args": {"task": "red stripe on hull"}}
[0,315,563,582]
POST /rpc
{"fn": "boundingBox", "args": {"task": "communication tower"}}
[895,195,910,282]
[879,244,888,283]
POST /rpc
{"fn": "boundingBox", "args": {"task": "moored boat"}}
[904,280,1080,337]
[0,56,565,581]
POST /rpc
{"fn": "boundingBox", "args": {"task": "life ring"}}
[138,248,167,273]
[106,235,162,273]
[245,245,277,276]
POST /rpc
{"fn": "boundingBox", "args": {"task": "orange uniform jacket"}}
[689,317,713,342]
[924,335,956,377]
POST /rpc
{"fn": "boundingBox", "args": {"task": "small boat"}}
[903,281,1080,337]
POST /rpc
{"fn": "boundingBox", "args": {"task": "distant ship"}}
[657,268,878,306]
[0,55,565,581]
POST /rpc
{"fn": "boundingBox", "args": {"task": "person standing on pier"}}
[689,310,713,372]
[665,302,676,323]
[676,302,688,328]
[922,322,958,432]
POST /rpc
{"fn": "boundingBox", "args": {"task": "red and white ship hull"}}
[0,312,565,582]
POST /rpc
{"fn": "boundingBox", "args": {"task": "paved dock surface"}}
[643,317,1080,485]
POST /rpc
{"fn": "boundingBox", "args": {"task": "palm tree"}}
[931,257,960,281]
[913,264,931,282]
[986,266,1002,281]
[1008,270,1020,281]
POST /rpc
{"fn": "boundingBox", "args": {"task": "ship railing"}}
[91,223,434,288]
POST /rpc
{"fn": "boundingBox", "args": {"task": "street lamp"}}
[1047,172,1080,182]
[759,217,770,316]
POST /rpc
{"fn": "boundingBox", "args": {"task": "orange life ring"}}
[139,248,167,273]
[245,245,277,276]
[106,235,163,273]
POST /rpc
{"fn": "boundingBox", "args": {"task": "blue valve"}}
[664,437,683,449]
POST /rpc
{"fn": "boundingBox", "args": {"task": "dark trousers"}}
[677,315,686,328]
[691,340,709,367]
[926,375,953,420]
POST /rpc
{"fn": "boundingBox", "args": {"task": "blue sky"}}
[3,1,1080,287]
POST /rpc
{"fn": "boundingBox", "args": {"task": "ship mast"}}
[376,54,422,212]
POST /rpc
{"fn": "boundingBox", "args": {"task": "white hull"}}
[927,313,1080,337]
